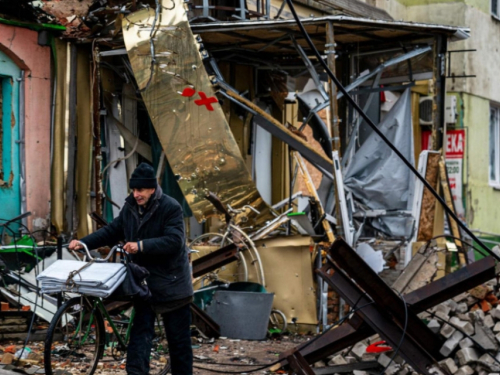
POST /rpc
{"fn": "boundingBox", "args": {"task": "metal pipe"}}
[18,71,27,231]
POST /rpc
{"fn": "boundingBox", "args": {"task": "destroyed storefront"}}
[1,1,498,374]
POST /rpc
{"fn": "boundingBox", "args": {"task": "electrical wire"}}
[283,0,497,262]
[193,300,374,374]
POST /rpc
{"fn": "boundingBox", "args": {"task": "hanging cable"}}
[193,299,374,373]
[284,0,497,262]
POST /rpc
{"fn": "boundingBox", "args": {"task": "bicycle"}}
[44,243,170,375]
[189,192,266,288]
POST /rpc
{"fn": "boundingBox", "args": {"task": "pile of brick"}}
[316,279,500,375]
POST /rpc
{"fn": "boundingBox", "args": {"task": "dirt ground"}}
[0,335,312,375]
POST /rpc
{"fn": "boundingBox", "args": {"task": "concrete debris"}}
[325,279,500,375]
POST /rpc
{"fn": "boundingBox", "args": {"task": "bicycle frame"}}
[74,296,135,352]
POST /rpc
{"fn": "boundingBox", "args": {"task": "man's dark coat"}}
[81,186,193,303]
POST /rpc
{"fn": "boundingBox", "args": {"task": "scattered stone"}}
[456,348,479,366]
[446,300,459,313]
[459,337,474,349]
[455,365,474,375]
[377,353,392,368]
[435,304,451,315]
[450,317,475,336]
[313,360,326,368]
[441,330,464,357]
[472,321,499,351]
[440,323,457,339]
[351,342,367,360]
[456,303,468,314]
[491,306,500,320]
[494,322,500,333]
[428,319,441,334]
[484,314,495,328]
[453,293,469,303]
[469,285,490,300]
[466,296,479,307]
[457,313,471,321]
[438,357,458,374]
[328,355,347,366]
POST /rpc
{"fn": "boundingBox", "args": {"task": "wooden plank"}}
[294,152,335,242]
[392,252,428,293]
[417,152,441,241]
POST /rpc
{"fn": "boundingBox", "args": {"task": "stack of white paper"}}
[37,260,126,298]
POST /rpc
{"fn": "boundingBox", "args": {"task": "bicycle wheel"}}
[190,233,248,287]
[44,296,105,375]
[269,309,287,333]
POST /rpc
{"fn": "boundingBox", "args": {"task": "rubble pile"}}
[317,279,500,375]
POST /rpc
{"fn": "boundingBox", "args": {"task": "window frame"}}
[492,0,500,20]
[489,105,500,188]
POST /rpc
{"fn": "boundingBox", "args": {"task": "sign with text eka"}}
[421,130,465,218]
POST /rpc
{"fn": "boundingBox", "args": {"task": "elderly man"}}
[69,162,193,375]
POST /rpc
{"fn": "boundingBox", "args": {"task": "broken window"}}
[489,105,500,187]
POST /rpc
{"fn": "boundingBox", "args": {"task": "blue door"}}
[0,50,21,225]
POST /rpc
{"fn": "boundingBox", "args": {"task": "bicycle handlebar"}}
[73,241,121,262]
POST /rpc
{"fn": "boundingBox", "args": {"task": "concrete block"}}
[456,348,479,366]
[314,360,326,368]
[428,366,447,375]
[469,309,485,321]
[328,355,347,366]
[472,321,499,351]
[344,356,356,364]
[428,319,442,334]
[453,292,469,303]
[491,306,500,320]
[377,353,392,368]
[353,371,369,375]
[440,323,457,339]
[478,353,495,364]
[435,304,451,318]
[484,314,495,328]
[455,365,474,375]
[493,322,500,333]
[446,299,459,312]
[457,313,471,321]
[440,331,464,357]
[351,342,367,360]
[385,365,400,375]
[450,316,475,336]
[466,296,479,306]
[459,337,474,349]
[456,302,468,314]
[438,358,458,374]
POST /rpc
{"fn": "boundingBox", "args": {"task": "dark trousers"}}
[126,302,193,375]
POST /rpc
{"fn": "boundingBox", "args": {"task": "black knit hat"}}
[129,163,157,189]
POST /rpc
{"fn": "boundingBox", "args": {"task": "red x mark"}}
[194,91,218,111]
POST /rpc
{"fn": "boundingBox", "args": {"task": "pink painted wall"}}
[0,24,52,232]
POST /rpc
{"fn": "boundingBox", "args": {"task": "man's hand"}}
[123,242,139,254]
[68,240,83,250]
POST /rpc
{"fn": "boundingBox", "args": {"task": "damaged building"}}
[0,0,499,374]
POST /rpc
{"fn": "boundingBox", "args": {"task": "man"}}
[69,162,193,375]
